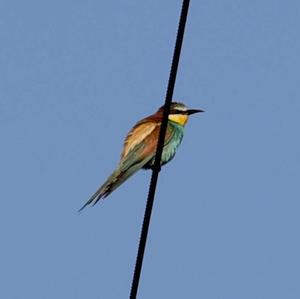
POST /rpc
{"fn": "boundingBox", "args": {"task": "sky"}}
[1,0,300,298]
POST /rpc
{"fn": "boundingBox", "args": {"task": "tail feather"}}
[78,165,139,212]
[78,170,120,212]
[79,155,153,212]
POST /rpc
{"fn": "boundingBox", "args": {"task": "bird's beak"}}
[187,109,205,115]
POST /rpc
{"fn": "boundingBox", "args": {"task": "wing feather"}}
[121,120,158,159]
[119,122,175,171]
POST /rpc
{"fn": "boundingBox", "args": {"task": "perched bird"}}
[79,102,204,211]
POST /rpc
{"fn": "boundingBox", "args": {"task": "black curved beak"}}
[187,109,205,115]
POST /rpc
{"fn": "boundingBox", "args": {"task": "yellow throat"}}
[168,114,189,126]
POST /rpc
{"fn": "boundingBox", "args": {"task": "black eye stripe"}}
[170,109,188,114]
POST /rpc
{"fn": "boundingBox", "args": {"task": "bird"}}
[79,102,204,211]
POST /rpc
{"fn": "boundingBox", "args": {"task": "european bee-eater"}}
[79,102,203,211]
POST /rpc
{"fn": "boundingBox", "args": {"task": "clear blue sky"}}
[1,1,300,298]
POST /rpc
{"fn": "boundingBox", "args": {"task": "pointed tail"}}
[78,165,139,212]
[78,169,120,212]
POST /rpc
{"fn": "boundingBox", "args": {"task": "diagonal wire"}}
[129,1,191,298]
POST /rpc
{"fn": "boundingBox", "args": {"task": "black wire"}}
[129,1,191,298]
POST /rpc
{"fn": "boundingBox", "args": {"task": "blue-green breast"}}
[144,121,184,169]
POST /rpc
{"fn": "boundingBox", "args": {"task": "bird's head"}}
[158,102,204,126]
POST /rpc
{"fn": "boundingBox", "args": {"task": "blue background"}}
[1,1,300,298]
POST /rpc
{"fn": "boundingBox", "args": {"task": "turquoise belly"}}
[143,122,184,169]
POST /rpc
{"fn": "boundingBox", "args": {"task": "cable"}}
[129,1,191,298]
